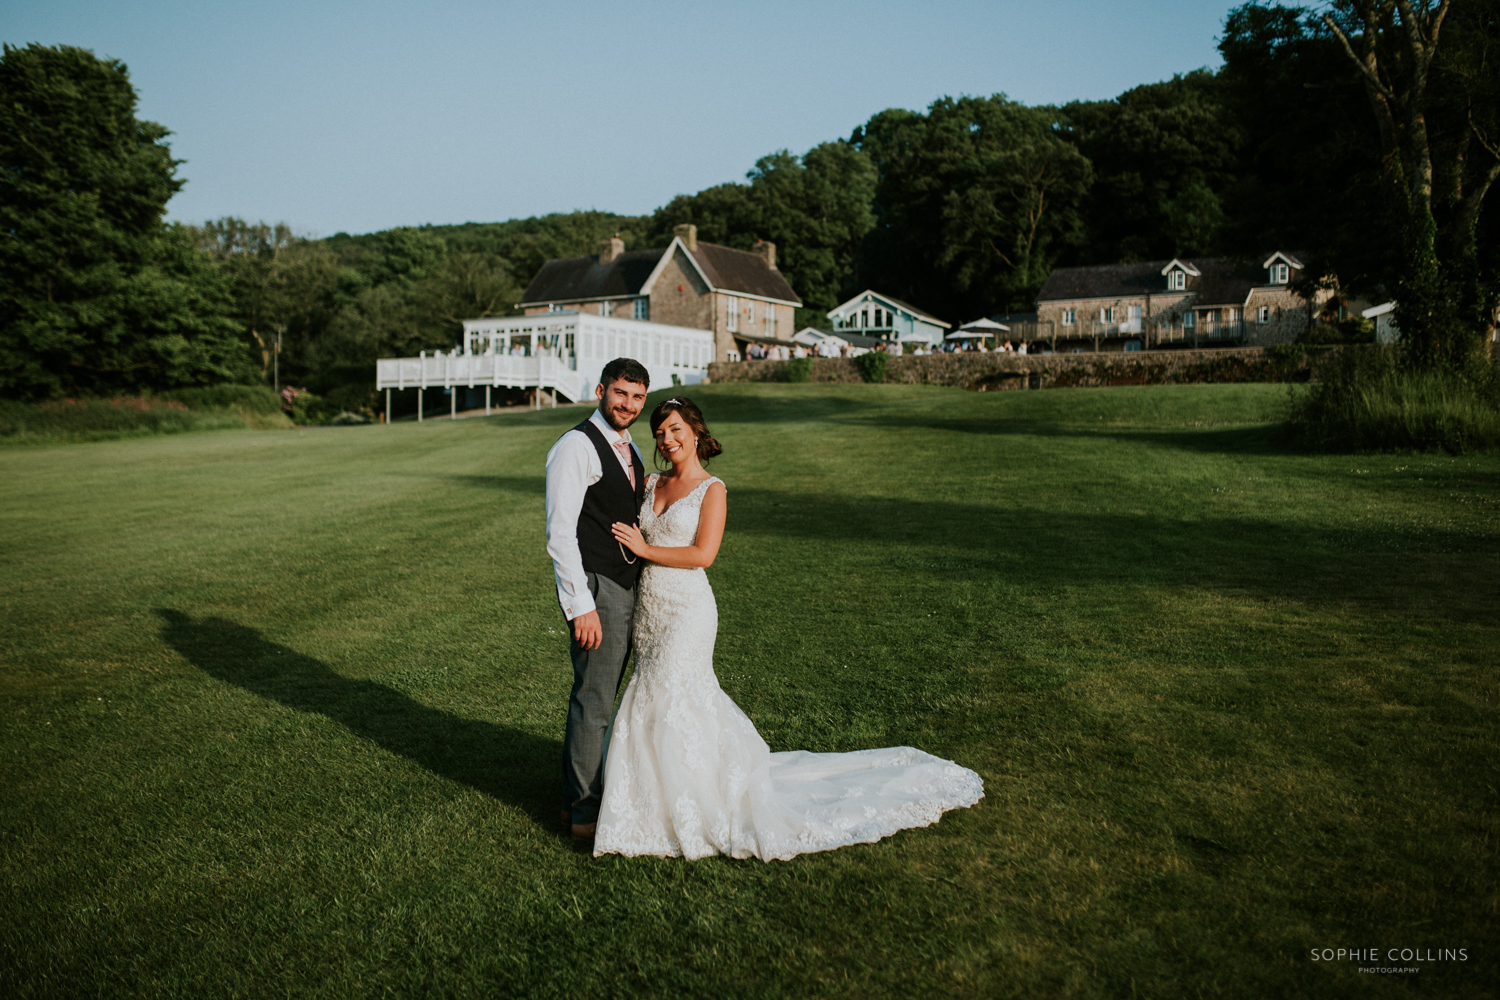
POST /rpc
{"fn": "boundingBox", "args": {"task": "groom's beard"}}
[600,403,639,431]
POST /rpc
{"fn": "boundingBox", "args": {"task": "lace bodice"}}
[640,473,721,548]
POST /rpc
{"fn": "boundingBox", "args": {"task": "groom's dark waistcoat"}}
[573,418,646,591]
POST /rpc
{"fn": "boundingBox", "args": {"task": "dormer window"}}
[1167,270,1186,291]
[1270,263,1289,284]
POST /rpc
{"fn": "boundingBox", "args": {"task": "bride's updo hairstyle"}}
[649,396,723,467]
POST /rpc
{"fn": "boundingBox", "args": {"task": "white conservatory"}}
[375,312,715,421]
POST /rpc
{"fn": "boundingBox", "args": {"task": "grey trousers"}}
[562,572,635,825]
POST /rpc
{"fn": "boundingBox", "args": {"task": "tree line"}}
[2,1,1496,406]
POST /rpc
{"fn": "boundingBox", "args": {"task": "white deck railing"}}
[375,312,716,422]
[376,351,584,403]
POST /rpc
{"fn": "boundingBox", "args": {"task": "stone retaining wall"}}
[706,345,1327,390]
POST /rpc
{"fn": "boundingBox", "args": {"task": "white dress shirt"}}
[545,407,643,620]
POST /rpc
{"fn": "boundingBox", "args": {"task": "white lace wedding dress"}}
[593,473,984,861]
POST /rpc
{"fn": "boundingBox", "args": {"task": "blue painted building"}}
[826,290,950,347]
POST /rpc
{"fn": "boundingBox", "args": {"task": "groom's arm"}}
[545,433,599,634]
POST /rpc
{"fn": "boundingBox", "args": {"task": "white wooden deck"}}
[375,313,715,422]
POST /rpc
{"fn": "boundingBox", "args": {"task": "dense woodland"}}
[1,1,1497,409]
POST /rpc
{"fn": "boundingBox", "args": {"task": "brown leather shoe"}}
[570,821,597,841]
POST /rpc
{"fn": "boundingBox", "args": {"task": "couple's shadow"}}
[157,609,560,831]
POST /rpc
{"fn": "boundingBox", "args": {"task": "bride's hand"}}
[611,521,648,557]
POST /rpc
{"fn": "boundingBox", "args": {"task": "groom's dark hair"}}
[600,357,650,390]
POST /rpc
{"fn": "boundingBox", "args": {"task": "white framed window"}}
[1257,305,1270,324]
[1168,270,1185,290]
[1271,263,1289,284]
[766,305,776,338]
[600,300,613,317]
[1100,307,1115,323]
[1062,309,1076,326]
[633,298,649,321]
[1184,311,1197,329]
[548,303,563,313]
[746,300,756,325]
[727,296,738,331]
[860,308,869,328]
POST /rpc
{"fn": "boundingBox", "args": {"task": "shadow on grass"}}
[876,419,1290,458]
[156,609,561,832]
[725,487,1498,623]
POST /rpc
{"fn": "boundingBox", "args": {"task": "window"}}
[600,300,613,317]
[1257,305,1270,324]
[633,298,649,321]
[1062,309,1076,326]
[1184,311,1196,329]
[548,303,563,313]
[1100,307,1115,323]
[860,308,869,328]
[746,300,756,325]
[1271,263,1289,284]
[1168,270,1185,290]
[766,305,777,338]
[727,296,738,331]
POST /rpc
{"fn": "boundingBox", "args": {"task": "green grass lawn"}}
[2,383,1495,998]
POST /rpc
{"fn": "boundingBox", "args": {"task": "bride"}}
[597,397,983,861]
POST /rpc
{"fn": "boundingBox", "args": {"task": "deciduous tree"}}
[853,96,1092,319]
[1321,0,1500,362]
[0,44,252,397]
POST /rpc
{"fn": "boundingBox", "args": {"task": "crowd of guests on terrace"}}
[745,338,1030,360]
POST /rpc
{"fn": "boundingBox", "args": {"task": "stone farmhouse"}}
[826,290,951,348]
[1033,251,1333,352]
[519,224,800,364]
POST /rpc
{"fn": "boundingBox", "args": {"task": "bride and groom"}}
[544,358,982,860]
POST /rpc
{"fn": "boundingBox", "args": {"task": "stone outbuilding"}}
[519,224,800,363]
[1034,251,1334,352]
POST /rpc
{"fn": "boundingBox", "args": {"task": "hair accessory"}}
[665,397,682,405]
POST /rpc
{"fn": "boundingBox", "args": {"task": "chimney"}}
[673,223,698,251]
[598,233,624,265]
[754,239,777,271]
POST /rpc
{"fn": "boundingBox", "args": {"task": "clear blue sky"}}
[3,0,1245,237]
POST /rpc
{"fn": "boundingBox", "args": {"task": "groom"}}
[544,357,650,841]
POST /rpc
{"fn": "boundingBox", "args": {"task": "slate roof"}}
[690,243,800,303]
[1037,254,1306,308]
[520,240,800,306]
[520,250,662,304]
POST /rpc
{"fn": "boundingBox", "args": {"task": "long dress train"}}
[594,474,983,861]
